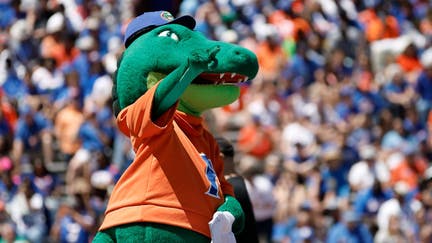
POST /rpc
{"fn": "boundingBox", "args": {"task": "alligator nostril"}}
[232,48,249,62]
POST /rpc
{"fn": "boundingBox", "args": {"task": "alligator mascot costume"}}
[93,11,258,243]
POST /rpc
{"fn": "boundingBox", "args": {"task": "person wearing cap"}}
[93,10,258,243]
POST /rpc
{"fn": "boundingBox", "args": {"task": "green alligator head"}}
[113,19,258,117]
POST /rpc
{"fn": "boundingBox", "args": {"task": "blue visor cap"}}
[124,11,196,48]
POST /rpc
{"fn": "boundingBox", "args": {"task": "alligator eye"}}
[158,30,179,42]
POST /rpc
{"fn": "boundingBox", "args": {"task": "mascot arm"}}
[152,46,220,119]
[216,195,245,234]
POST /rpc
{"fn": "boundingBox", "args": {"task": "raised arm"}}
[152,46,220,119]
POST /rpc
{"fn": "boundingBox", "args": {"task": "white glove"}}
[209,211,236,243]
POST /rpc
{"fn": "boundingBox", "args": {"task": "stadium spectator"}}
[216,136,259,243]
[11,104,53,172]
[326,210,373,243]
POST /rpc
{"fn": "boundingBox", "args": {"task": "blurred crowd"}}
[0,0,432,242]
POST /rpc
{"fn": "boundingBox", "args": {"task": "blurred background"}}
[1,0,432,242]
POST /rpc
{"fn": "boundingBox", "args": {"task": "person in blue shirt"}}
[12,105,53,168]
[382,65,415,118]
[53,194,95,243]
[352,86,386,116]
[340,133,360,168]
[77,111,110,154]
[68,48,91,95]
[380,117,409,150]
[1,58,28,101]
[284,42,320,89]
[335,87,359,122]
[320,148,351,199]
[6,176,48,242]
[0,169,18,203]
[0,2,19,29]
[353,180,393,233]
[285,143,317,185]
[415,65,432,123]
[95,105,115,146]
[326,210,373,243]
[81,17,112,56]
[82,59,106,99]
[273,203,317,243]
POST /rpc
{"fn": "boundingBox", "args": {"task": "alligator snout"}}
[213,42,258,78]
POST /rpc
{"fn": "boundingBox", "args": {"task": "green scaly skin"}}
[96,24,258,243]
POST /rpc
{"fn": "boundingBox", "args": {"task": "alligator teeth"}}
[243,77,248,82]
[238,78,243,82]
[231,73,236,78]
[220,73,225,79]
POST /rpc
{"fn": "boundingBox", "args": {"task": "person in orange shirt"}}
[268,9,310,41]
[54,99,84,159]
[396,43,423,73]
[40,13,79,68]
[256,35,287,82]
[390,148,428,191]
[237,115,273,160]
[0,92,17,133]
[360,8,400,42]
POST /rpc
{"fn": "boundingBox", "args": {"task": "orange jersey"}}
[99,83,234,238]
[396,54,422,72]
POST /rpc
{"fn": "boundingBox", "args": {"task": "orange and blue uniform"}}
[99,83,234,238]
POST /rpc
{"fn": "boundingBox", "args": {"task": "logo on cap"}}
[160,11,174,21]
